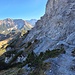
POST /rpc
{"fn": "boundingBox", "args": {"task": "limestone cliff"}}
[24,0,75,45]
[23,0,75,75]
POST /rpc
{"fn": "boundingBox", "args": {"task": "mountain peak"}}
[4,18,12,21]
[27,19,37,26]
[0,18,33,34]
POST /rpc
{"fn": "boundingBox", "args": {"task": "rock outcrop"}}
[24,0,75,48]
[23,0,75,75]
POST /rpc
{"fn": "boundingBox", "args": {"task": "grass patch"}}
[0,48,6,56]
[0,38,12,48]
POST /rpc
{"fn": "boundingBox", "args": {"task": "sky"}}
[0,0,48,20]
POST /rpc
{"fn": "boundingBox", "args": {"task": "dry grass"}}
[0,38,12,48]
[0,38,12,56]
[0,49,6,56]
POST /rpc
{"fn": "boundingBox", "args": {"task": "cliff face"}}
[23,0,75,75]
[24,0,75,45]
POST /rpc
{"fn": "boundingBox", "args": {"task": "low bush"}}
[72,49,75,57]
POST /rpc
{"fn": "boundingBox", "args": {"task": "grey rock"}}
[23,0,75,75]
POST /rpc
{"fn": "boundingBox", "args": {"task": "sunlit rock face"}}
[23,0,75,75]
[24,0,75,45]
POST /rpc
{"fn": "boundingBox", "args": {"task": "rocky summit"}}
[0,0,75,75]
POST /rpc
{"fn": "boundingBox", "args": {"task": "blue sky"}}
[0,0,47,20]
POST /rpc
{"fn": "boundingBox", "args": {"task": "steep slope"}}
[22,0,75,75]
[0,0,75,75]
[24,0,75,48]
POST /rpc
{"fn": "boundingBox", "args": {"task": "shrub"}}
[25,42,32,49]
[0,61,9,70]
[25,47,65,68]
[8,50,23,65]
[71,49,75,57]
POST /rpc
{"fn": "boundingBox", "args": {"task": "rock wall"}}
[24,0,75,46]
[23,0,75,75]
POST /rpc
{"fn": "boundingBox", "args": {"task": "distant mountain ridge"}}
[26,19,37,26]
[0,18,33,34]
